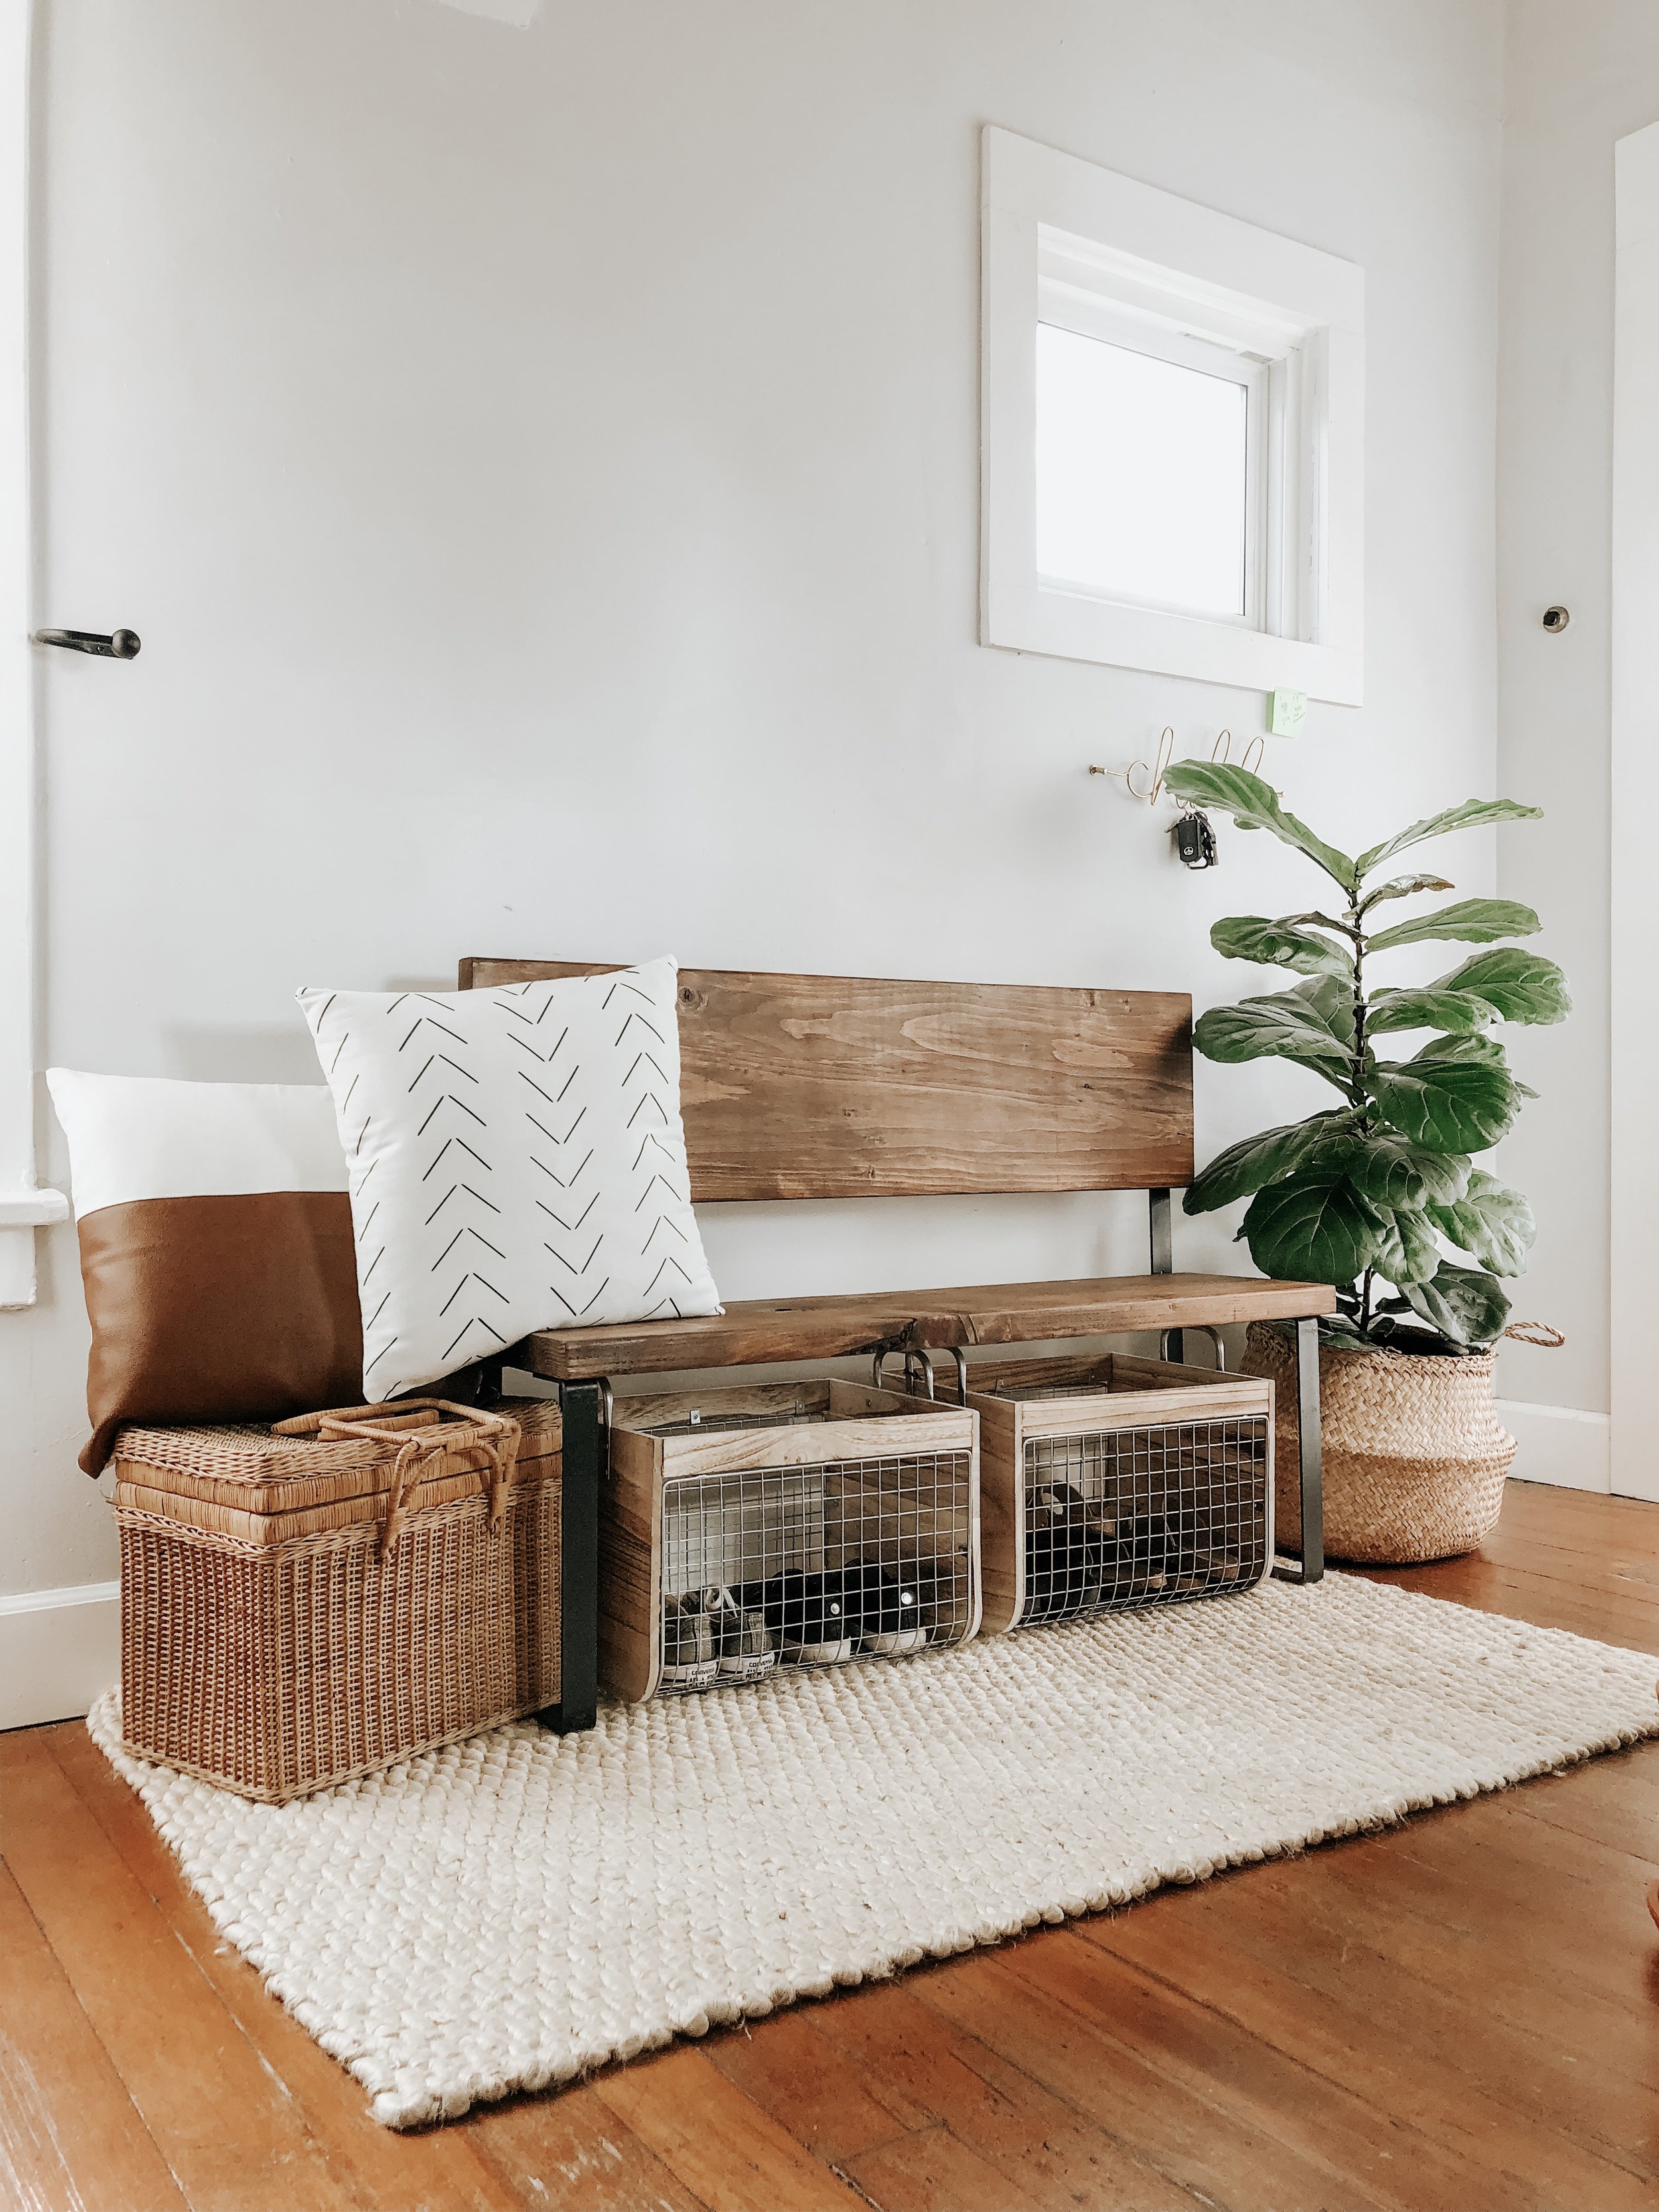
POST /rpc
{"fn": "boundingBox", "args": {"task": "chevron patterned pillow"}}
[298,956,721,1400]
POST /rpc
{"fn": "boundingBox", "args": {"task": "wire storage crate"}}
[601,1379,979,1700]
[967,1352,1273,1634]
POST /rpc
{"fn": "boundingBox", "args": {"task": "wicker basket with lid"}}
[111,1394,561,1802]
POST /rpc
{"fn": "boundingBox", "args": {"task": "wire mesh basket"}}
[601,1380,979,1700]
[966,1352,1273,1633]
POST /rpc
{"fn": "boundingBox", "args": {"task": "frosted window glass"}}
[1035,322,1250,617]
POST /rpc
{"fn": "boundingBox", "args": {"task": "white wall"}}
[1495,1,1659,1449]
[5,0,1504,1627]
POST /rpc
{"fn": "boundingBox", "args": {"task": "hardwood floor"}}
[4,1479,1656,2212]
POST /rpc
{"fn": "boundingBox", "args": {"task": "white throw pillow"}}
[298,957,722,1399]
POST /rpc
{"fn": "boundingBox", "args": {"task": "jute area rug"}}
[90,1574,1658,2130]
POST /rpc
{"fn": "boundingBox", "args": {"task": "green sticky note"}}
[1268,688,1307,737]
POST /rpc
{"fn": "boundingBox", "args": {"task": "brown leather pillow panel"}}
[78,1191,363,1473]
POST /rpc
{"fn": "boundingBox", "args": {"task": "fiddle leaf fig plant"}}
[1163,762,1568,1353]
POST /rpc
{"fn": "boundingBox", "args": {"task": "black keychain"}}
[1173,808,1218,869]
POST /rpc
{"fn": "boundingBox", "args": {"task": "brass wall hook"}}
[1210,727,1265,774]
[1088,726,1175,806]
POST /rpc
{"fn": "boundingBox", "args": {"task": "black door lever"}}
[33,627,141,659]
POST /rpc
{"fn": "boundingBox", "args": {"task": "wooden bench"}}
[461,959,1336,1732]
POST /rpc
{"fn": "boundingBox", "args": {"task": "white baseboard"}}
[0,1581,119,1730]
[1495,1399,1611,1494]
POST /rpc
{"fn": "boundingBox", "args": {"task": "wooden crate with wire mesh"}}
[601,1379,979,1701]
[967,1352,1274,1634]
[110,1394,561,1801]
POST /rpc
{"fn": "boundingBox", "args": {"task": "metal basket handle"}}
[869,1347,970,1403]
[1159,1325,1229,1370]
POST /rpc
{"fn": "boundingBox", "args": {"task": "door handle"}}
[33,627,141,659]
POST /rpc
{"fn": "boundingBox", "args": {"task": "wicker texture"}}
[1243,1322,1514,1564]
[113,1396,561,1802]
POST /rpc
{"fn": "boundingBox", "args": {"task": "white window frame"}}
[981,125,1365,705]
[0,0,64,1309]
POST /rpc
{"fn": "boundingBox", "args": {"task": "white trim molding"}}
[1496,1400,1611,1496]
[1611,121,1659,1504]
[0,0,58,1311]
[980,125,1364,702]
[0,1581,119,1730]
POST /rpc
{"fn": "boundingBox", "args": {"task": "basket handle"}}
[1501,1321,1565,1349]
[304,1400,521,1556]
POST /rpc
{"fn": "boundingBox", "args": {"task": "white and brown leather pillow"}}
[47,1070,362,1473]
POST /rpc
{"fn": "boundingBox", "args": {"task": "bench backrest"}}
[459,960,1193,1203]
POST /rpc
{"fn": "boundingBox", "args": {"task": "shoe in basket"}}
[762,1570,855,1663]
[843,1561,930,1655]
[660,1593,719,1691]
[701,1584,776,1683]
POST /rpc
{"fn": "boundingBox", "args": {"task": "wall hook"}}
[1089,726,1175,806]
[1210,727,1265,774]
[33,626,141,660]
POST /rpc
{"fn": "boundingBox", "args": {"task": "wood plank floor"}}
[3,1479,1656,2212]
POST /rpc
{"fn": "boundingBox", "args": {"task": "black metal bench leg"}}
[1149,1187,1183,1364]
[1273,1315,1325,1584]
[538,1377,603,1733]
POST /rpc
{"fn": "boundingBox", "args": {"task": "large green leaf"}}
[1357,872,1453,913]
[1182,1113,1354,1215]
[1193,982,1355,1090]
[1425,1169,1535,1276]
[1366,898,1542,954]
[1402,1261,1511,1348]
[1161,761,1358,892]
[1210,915,1354,978]
[1433,947,1571,1026]
[1368,1043,1519,1153]
[1240,1169,1390,1286]
[1355,798,1544,880]
[1299,1126,1472,1210]
[1418,1030,1541,1095]
[1365,987,1498,1037]
[1293,974,1358,1045]
[1419,1031,1507,1067]
[1372,1203,1444,1287]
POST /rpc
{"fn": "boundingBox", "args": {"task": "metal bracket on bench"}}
[538,1376,607,1734]
[1149,1187,1183,1364]
[1271,1315,1325,1586]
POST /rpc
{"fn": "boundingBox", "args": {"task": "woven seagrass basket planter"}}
[1242,1320,1515,1564]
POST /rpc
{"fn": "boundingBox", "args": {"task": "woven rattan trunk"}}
[968,1353,1274,1633]
[111,1395,561,1802]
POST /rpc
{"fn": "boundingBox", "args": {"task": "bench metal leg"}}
[1273,1315,1325,1585]
[538,1377,604,1734]
[1149,1187,1183,1363]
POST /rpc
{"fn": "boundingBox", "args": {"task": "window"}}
[1035,323,1254,619]
[981,127,1364,703]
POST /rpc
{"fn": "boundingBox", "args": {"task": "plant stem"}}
[1358,1266,1374,1337]
[1348,896,1368,1112]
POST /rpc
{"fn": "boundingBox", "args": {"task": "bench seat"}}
[519,1271,1336,1380]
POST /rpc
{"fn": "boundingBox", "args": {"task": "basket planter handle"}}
[277,1398,522,1556]
[1500,1321,1565,1349]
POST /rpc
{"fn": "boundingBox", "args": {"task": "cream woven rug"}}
[90,1574,1658,2130]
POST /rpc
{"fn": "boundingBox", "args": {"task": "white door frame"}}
[1610,119,1659,1500]
[0,0,64,1306]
